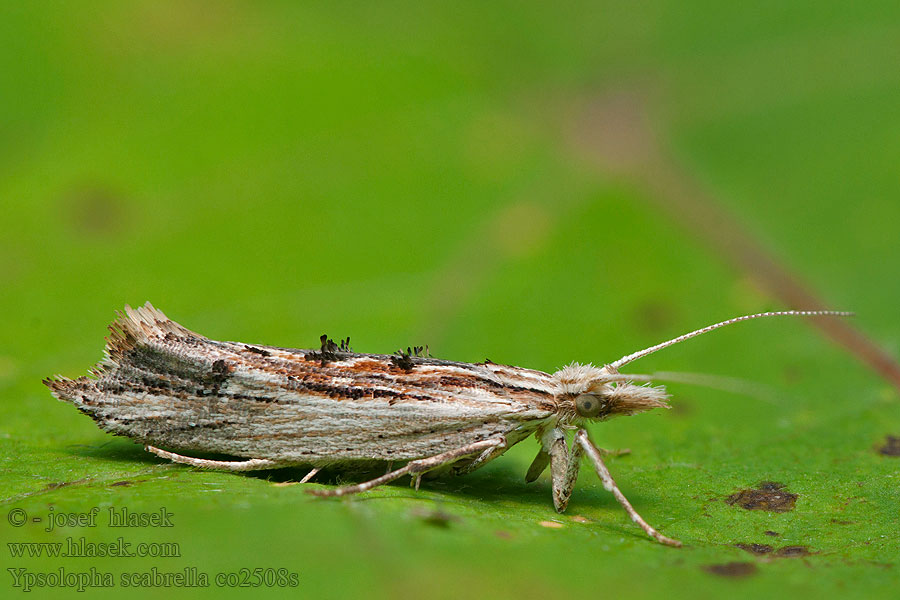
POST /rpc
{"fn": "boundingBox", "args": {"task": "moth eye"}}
[575,393,604,418]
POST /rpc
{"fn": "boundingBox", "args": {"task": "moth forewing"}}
[45,303,851,548]
[45,303,557,465]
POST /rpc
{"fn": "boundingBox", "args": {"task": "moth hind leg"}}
[447,438,510,477]
[307,437,505,498]
[144,445,283,472]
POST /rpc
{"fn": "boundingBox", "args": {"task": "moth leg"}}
[144,445,282,472]
[548,430,584,513]
[574,430,682,547]
[525,448,551,483]
[307,437,505,498]
[600,447,631,457]
[299,467,320,484]
[448,438,509,476]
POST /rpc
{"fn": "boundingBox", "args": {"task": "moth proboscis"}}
[44,303,852,547]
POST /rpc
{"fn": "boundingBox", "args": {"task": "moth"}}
[45,303,850,547]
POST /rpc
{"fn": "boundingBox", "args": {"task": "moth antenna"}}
[598,371,781,405]
[606,310,853,371]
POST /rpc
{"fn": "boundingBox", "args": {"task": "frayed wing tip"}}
[42,375,77,401]
[106,302,201,353]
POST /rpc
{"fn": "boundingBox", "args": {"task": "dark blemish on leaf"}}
[669,399,692,417]
[735,543,773,555]
[782,364,804,384]
[764,530,780,537]
[775,546,811,558]
[64,183,128,237]
[703,562,757,578]
[494,530,513,540]
[759,481,784,491]
[726,481,797,512]
[830,518,854,525]
[42,479,89,492]
[633,300,676,335]
[110,480,134,487]
[877,435,900,456]
[244,345,270,356]
[570,515,592,524]
[410,507,459,528]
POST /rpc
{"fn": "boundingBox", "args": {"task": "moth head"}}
[552,363,670,422]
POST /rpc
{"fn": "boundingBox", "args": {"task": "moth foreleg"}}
[307,437,505,498]
[574,430,682,547]
[144,445,282,471]
[548,429,584,513]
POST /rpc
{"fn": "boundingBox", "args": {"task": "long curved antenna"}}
[606,310,853,371]
[597,371,783,405]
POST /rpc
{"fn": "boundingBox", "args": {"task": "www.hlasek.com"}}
[8,536,180,558]
[8,567,300,591]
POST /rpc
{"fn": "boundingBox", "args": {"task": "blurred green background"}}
[2,2,899,598]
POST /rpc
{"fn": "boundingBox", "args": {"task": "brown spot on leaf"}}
[703,562,757,578]
[109,481,133,487]
[570,515,592,524]
[567,90,655,173]
[764,530,780,537]
[877,435,900,456]
[735,543,773,555]
[410,507,459,528]
[494,202,552,259]
[781,364,805,384]
[669,400,693,417]
[726,481,797,512]
[64,184,128,236]
[633,300,677,336]
[41,478,91,492]
[775,546,811,558]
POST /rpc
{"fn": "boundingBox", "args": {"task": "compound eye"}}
[575,393,604,418]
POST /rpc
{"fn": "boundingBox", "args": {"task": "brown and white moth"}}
[44,303,851,547]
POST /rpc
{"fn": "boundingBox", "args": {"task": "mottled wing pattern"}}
[45,303,558,463]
